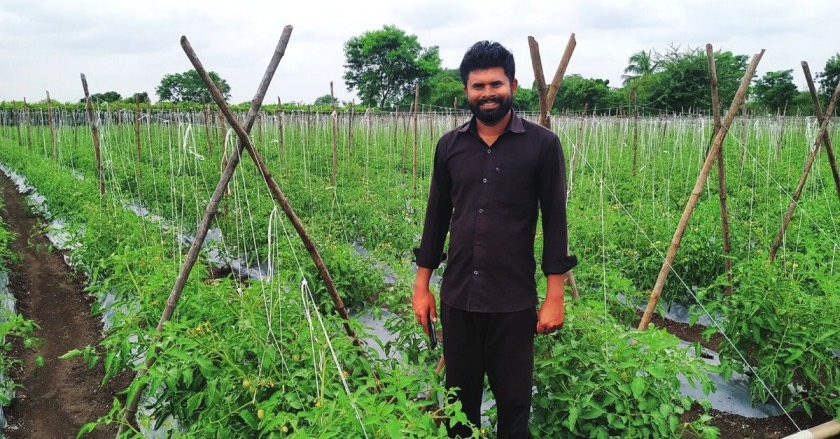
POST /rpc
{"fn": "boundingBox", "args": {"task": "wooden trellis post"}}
[330,81,338,187]
[80,75,105,196]
[705,44,733,295]
[45,91,57,161]
[135,95,143,179]
[638,49,764,331]
[413,85,419,199]
[119,28,295,432]
[768,76,840,262]
[527,33,580,299]
[801,61,840,201]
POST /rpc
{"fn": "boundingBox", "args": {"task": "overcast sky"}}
[1,0,837,106]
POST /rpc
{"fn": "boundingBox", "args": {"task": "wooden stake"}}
[527,36,549,126]
[768,76,840,262]
[638,50,764,331]
[706,44,733,295]
[135,95,143,179]
[348,100,354,156]
[545,33,576,112]
[45,91,57,161]
[80,76,105,196]
[631,90,638,176]
[802,61,840,201]
[330,81,338,187]
[119,28,294,433]
[277,97,285,156]
[23,98,32,150]
[203,105,212,156]
[413,85,419,199]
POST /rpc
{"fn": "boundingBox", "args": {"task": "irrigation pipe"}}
[118,27,294,433]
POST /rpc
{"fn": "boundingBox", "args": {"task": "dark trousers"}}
[440,302,536,439]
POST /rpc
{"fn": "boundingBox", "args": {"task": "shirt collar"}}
[458,110,526,135]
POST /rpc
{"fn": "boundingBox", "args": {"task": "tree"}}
[637,47,748,113]
[816,53,840,107]
[752,70,798,114]
[422,68,464,109]
[313,94,339,106]
[622,50,659,86]
[79,91,122,103]
[553,75,619,114]
[123,92,151,104]
[343,25,441,108]
[155,70,231,103]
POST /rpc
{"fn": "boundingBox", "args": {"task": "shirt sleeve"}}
[417,138,453,270]
[539,137,578,275]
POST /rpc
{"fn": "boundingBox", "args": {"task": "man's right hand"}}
[412,267,437,334]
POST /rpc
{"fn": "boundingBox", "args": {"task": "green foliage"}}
[79,91,122,104]
[751,70,799,115]
[700,257,840,419]
[816,52,840,106]
[553,74,621,114]
[123,92,151,104]
[343,25,441,108]
[155,69,232,103]
[313,94,339,107]
[622,49,660,87]
[637,47,748,113]
[422,68,464,110]
[530,301,716,438]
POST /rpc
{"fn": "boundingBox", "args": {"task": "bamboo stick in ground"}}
[802,61,840,201]
[638,49,764,331]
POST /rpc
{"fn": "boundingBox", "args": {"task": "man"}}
[412,40,576,438]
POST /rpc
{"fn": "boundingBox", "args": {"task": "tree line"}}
[2,26,838,116]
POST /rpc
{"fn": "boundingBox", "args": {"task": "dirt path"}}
[0,173,121,438]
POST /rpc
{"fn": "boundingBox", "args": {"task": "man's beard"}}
[468,95,512,125]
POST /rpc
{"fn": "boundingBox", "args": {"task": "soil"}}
[0,173,130,438]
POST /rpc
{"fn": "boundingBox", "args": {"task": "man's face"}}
[465,67,518,125]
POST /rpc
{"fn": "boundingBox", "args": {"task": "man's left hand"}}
[536,273,566,335]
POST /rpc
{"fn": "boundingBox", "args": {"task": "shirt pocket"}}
[495,165,537,205]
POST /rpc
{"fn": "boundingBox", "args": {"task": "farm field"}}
[0,105,837,438]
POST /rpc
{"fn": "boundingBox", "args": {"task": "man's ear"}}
[511,78,519,95]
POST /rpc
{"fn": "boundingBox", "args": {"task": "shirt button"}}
[486,149,491,154]
[478,208,484,213]
[473,270,479,275]
[482,178,488,183]
[475,241,481,245]
[495,167,500,172]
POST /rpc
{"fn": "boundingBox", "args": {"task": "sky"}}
[1,0,838,106]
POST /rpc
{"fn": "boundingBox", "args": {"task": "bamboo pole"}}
[46,91,57,161]
[768,76,840,262]
[348,100,354,156]
[119,27,294,433]
[330,81,338,188]
[802,61,840,201]
[413,85,419,199]
[631,90,638,176]
[638,49,764,331]
[544,33,576,112]
[203,105,212,156]
[706,44,733,296]
[80,75,105,196]
[783,419,840,439]
[527,37,549,127]
[135,96,143,179]
[277,97,285,156]
[13,101,22,147]
[23,98,32,150]
[527,34,580,300]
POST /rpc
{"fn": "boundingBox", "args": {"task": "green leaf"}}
[631,376,646,399]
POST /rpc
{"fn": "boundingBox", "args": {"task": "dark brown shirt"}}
[417,112,577,313]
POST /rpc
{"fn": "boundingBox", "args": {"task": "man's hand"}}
[413,267,437,334]
[536,273,566,335]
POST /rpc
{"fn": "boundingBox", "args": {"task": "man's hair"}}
[459,41,515,85]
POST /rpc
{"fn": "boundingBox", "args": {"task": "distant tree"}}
[513,85,539,113]
[638,47,748,113]
[422,68,463,109]
[752,70,798,114]
[553,75,619,114]
[155,70,231,103]
[343,25,441,108]
[123,92,151,104]
[816,53,840,108]
[80,91,122,103]
[313,94,338,106]
[622,50,659,86]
